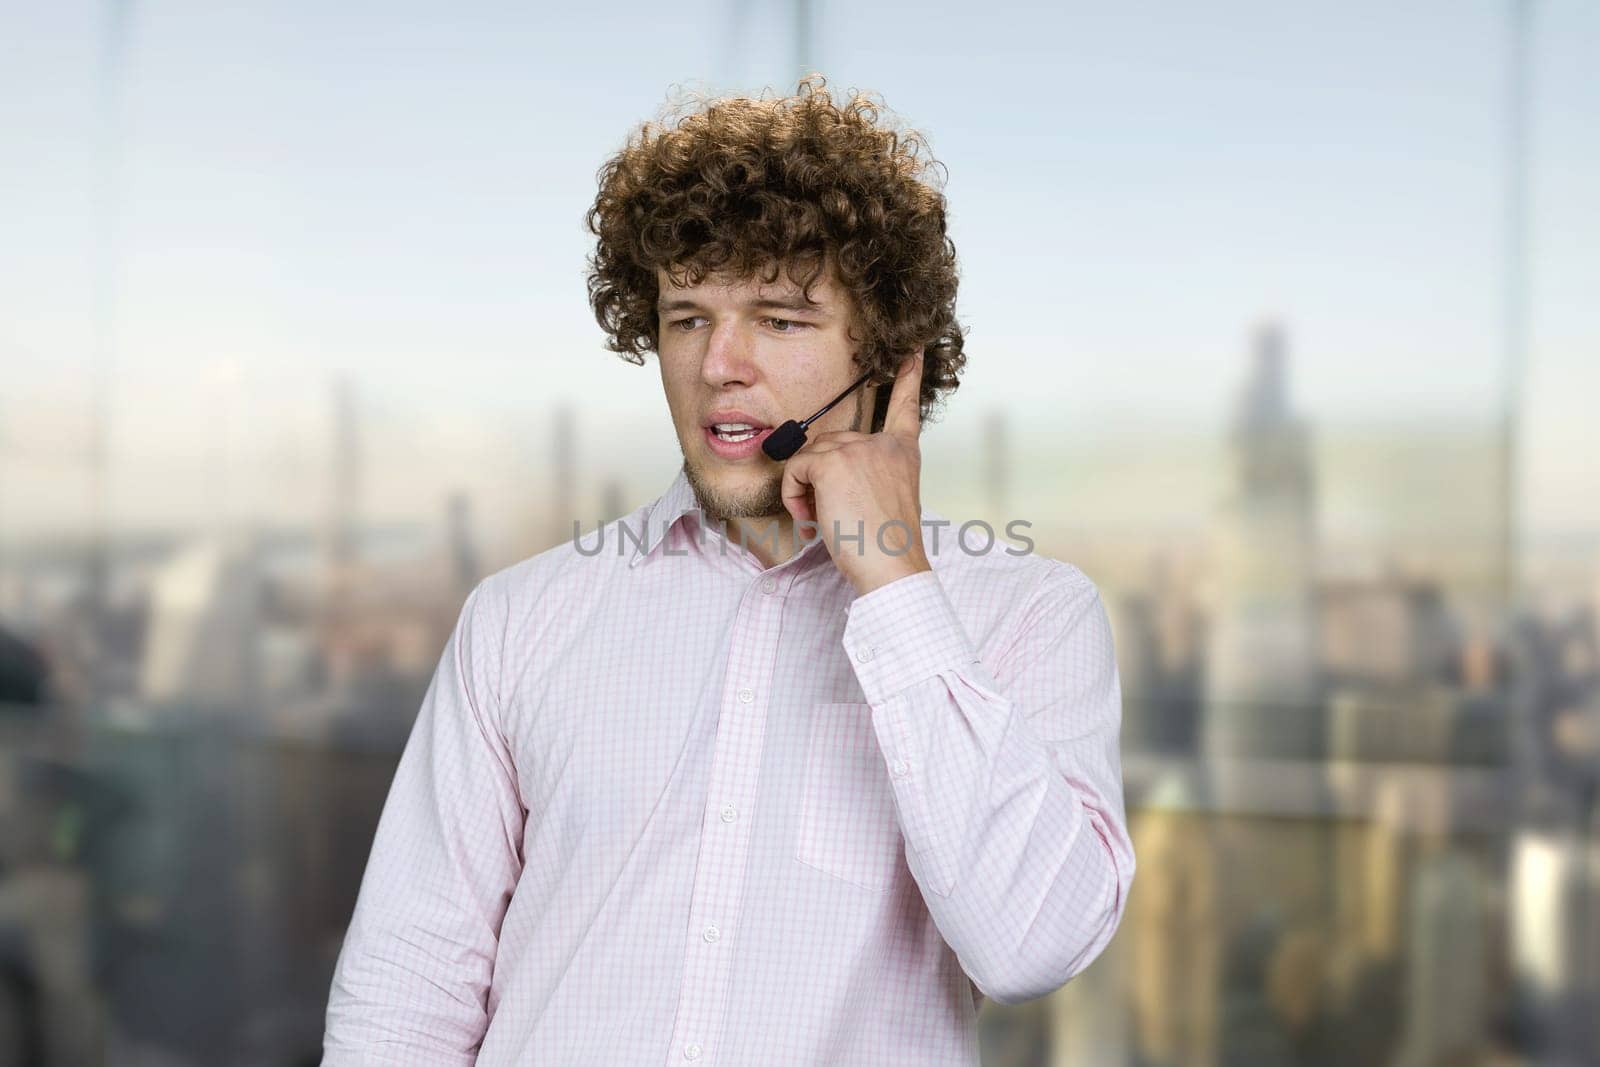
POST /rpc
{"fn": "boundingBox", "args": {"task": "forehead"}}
[655,263,843,305]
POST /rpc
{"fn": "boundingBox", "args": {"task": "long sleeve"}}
[323,580,526,1064]
[841,564,1135,1007]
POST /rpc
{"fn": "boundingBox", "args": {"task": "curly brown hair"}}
[584,74,966,432]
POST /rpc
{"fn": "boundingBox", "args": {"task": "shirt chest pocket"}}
[794,701,906,893]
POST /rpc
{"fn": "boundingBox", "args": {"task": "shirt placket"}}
[663,564,795,1066]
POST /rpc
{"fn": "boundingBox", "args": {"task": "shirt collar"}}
[628,468,702,569]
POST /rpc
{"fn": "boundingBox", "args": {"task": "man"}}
[323,75,1134,1066]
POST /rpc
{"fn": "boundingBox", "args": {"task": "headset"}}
[760,366,897,461]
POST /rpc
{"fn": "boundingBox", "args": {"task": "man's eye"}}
[670,316,705,331]
[767,317,807,333]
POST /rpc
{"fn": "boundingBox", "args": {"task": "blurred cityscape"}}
[2,319,1596,1065]
[4,1,1598,1064]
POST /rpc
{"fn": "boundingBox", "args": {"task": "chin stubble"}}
[681,458,784,523]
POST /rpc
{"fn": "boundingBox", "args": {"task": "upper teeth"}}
[715,423,755,431]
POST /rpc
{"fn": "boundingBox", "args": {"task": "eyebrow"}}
[656,296,830,316]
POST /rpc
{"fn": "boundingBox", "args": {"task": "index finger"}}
[883,348,924,439]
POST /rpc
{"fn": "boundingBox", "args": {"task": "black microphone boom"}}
[760,369,875,462]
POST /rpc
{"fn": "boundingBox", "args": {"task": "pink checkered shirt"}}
[322,468,1134,1066]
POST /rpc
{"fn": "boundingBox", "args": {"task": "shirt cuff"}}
[842,570,981,705]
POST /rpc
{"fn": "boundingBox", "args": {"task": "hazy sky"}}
[1,0,1594,540]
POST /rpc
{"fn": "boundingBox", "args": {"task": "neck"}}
[721,510,811,570]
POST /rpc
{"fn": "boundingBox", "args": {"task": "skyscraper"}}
[327,377,361,570]
[550,403,576,551]
[1203,321,1321,770]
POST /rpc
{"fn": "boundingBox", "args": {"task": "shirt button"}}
[891,757,910,778]
[703,923,720,943]
[760,576,778,594]
[720,804,737,823]
[856,645,875,663]
[684,1043,702,1060]
[737,687,754,703]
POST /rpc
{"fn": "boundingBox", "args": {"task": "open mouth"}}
[702,419,776,458]
[709,423,765,442]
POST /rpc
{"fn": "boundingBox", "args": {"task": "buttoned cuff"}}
[842,570,981,705]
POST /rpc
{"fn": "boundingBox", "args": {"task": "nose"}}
[699,319,759,390]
